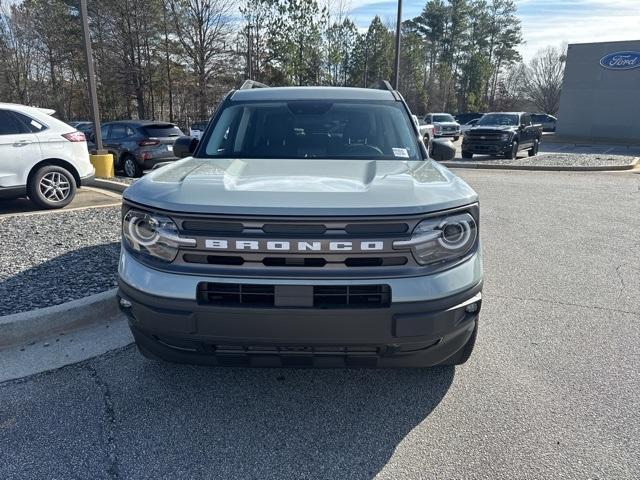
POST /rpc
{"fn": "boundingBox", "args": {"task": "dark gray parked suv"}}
[93,120,183,177]
[117,82,482,368]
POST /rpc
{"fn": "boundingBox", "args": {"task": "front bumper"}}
[117,249,483,368]
[435,131,460,138]
[462,141,512,155]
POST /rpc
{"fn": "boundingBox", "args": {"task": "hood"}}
[469,125,517,133]
[123,157,478,216]
[434,121,459,127]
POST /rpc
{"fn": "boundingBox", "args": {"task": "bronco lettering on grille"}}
[204,239,385,252]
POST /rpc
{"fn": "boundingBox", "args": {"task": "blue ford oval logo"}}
[600,51,640,70]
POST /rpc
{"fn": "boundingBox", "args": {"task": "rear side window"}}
[0,110,30,135]
[110,124,127,138]
[101,125,111,139]
[12,111,47,132]
[142,124,183,137]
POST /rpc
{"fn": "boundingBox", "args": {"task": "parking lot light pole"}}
[392,0,403,90]
[79,0,103,154]
[80,0,113,176]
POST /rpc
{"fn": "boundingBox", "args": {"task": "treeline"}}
[1,0,559,127]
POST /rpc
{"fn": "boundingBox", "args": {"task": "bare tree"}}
[170,0,236,119]
[0,1,33,104]
[522,45,566,115]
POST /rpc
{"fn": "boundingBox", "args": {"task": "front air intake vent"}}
[197,283,391,308]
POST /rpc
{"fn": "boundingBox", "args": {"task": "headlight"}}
[122,209,195,262]
[501,133,511,142]
[393,212,477,265]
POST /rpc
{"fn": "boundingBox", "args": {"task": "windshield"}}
[433,114,455,123]
[477,114,519,126]
[201,100,422,160]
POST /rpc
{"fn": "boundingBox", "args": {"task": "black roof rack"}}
[240,80,269,90]
[375,80,401,100]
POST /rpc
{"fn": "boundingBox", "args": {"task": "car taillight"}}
[62,132,86,142]
[139,139,160,147]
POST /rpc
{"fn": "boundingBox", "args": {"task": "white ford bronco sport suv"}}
[117,82,482,368]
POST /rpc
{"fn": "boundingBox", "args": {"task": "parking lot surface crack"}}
[615,265,627,294]
[491,293,639,316]
[84,364,120,480]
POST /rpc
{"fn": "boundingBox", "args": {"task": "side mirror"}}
[430,138,456,161]
[173,135,199,158]
[519,124,525,131]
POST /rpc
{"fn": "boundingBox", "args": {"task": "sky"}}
[346,0,640,61]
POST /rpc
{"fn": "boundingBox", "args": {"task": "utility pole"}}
[247,24,253,80]
[392,0,403,90]
[79,0,104,153]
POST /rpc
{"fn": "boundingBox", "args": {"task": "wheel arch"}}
[27,158,81,193]
[119,150,135,164]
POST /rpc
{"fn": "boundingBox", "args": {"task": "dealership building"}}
[556,40,640,142]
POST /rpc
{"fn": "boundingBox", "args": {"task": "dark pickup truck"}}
[461,112,542,159]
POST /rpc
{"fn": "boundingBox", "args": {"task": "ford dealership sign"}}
[599,51,640,70]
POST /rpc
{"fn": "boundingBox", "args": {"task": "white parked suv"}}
[0,103,95,209]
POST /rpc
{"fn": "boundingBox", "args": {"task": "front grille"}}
[465,132,503,141]
[184,254,406,268]
[168,213,425,277]
[197,282,391,308]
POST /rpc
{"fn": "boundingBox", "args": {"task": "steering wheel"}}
[344,143,384,155]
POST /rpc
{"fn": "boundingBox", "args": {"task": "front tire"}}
[528,139,539,157]
[462,151,473,159]
[28,165,77,209]
[123,155,143,178]
[505,141,518,160]
[453,136,460,142]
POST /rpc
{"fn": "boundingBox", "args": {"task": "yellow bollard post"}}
[90,153,114,178]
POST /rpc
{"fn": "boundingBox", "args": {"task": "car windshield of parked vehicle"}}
[532,114,546,122]
[477,114,519,126]
[433,114,455,123]
[202,100,422,160]
[143,124,183,137]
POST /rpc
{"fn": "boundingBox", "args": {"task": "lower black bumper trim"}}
[118,280,482,368]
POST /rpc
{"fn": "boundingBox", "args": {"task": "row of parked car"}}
[416,110,549,160]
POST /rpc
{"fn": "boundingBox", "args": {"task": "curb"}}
[441,158,639,172]
[0,289,119,348]
[91,178,130,194]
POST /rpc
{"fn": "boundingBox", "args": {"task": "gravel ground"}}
[453,152,637,167]
[0,207,121,316]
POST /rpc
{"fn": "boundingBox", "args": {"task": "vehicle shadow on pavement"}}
[91,349,455,479]
[0,243,120,316]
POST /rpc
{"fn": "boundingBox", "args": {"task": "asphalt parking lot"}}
[1,169,639,479]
